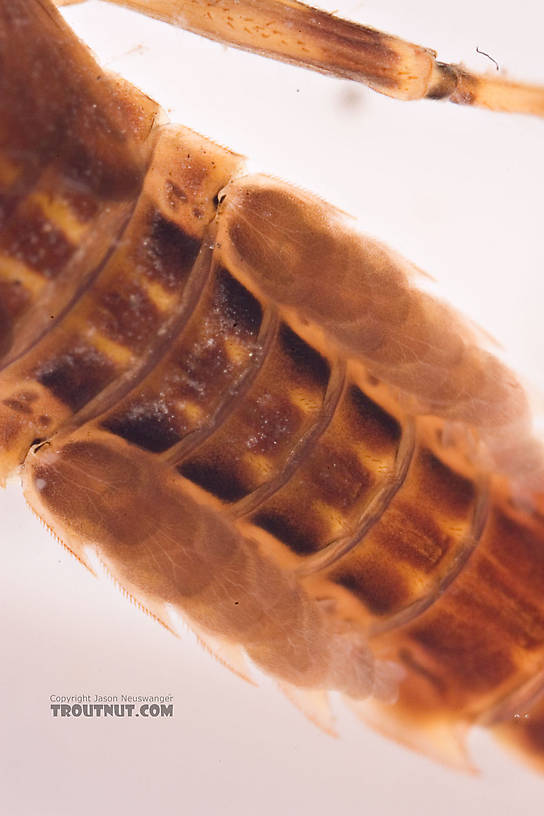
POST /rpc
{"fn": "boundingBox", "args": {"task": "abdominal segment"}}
[3,0,544,774]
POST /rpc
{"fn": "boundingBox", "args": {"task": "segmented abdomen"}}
[2,0,544,774]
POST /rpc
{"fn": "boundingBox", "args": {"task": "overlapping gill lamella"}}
[2,0,544,774]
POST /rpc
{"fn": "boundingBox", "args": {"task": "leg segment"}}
[70,0,544,116]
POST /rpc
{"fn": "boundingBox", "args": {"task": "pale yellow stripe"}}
[139,276,178,312]
[0,253,45,296]
[0,156,21,187]
[177,400,204,424]
[31,191,87,244]
[85,330,134,367]
[241,451,274,480]
[312,499,349,539]
[289,387,321,414]
[224,336,251,366]
[353,443,393,478]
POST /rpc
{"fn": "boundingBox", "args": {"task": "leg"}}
[71,0,544,116]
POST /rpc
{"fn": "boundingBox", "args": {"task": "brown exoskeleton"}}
[2,2,544,807]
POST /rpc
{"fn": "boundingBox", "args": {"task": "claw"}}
[277,682,337,737]
[165,604,256,686]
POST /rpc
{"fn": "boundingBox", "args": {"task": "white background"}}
[1,0,544,813]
